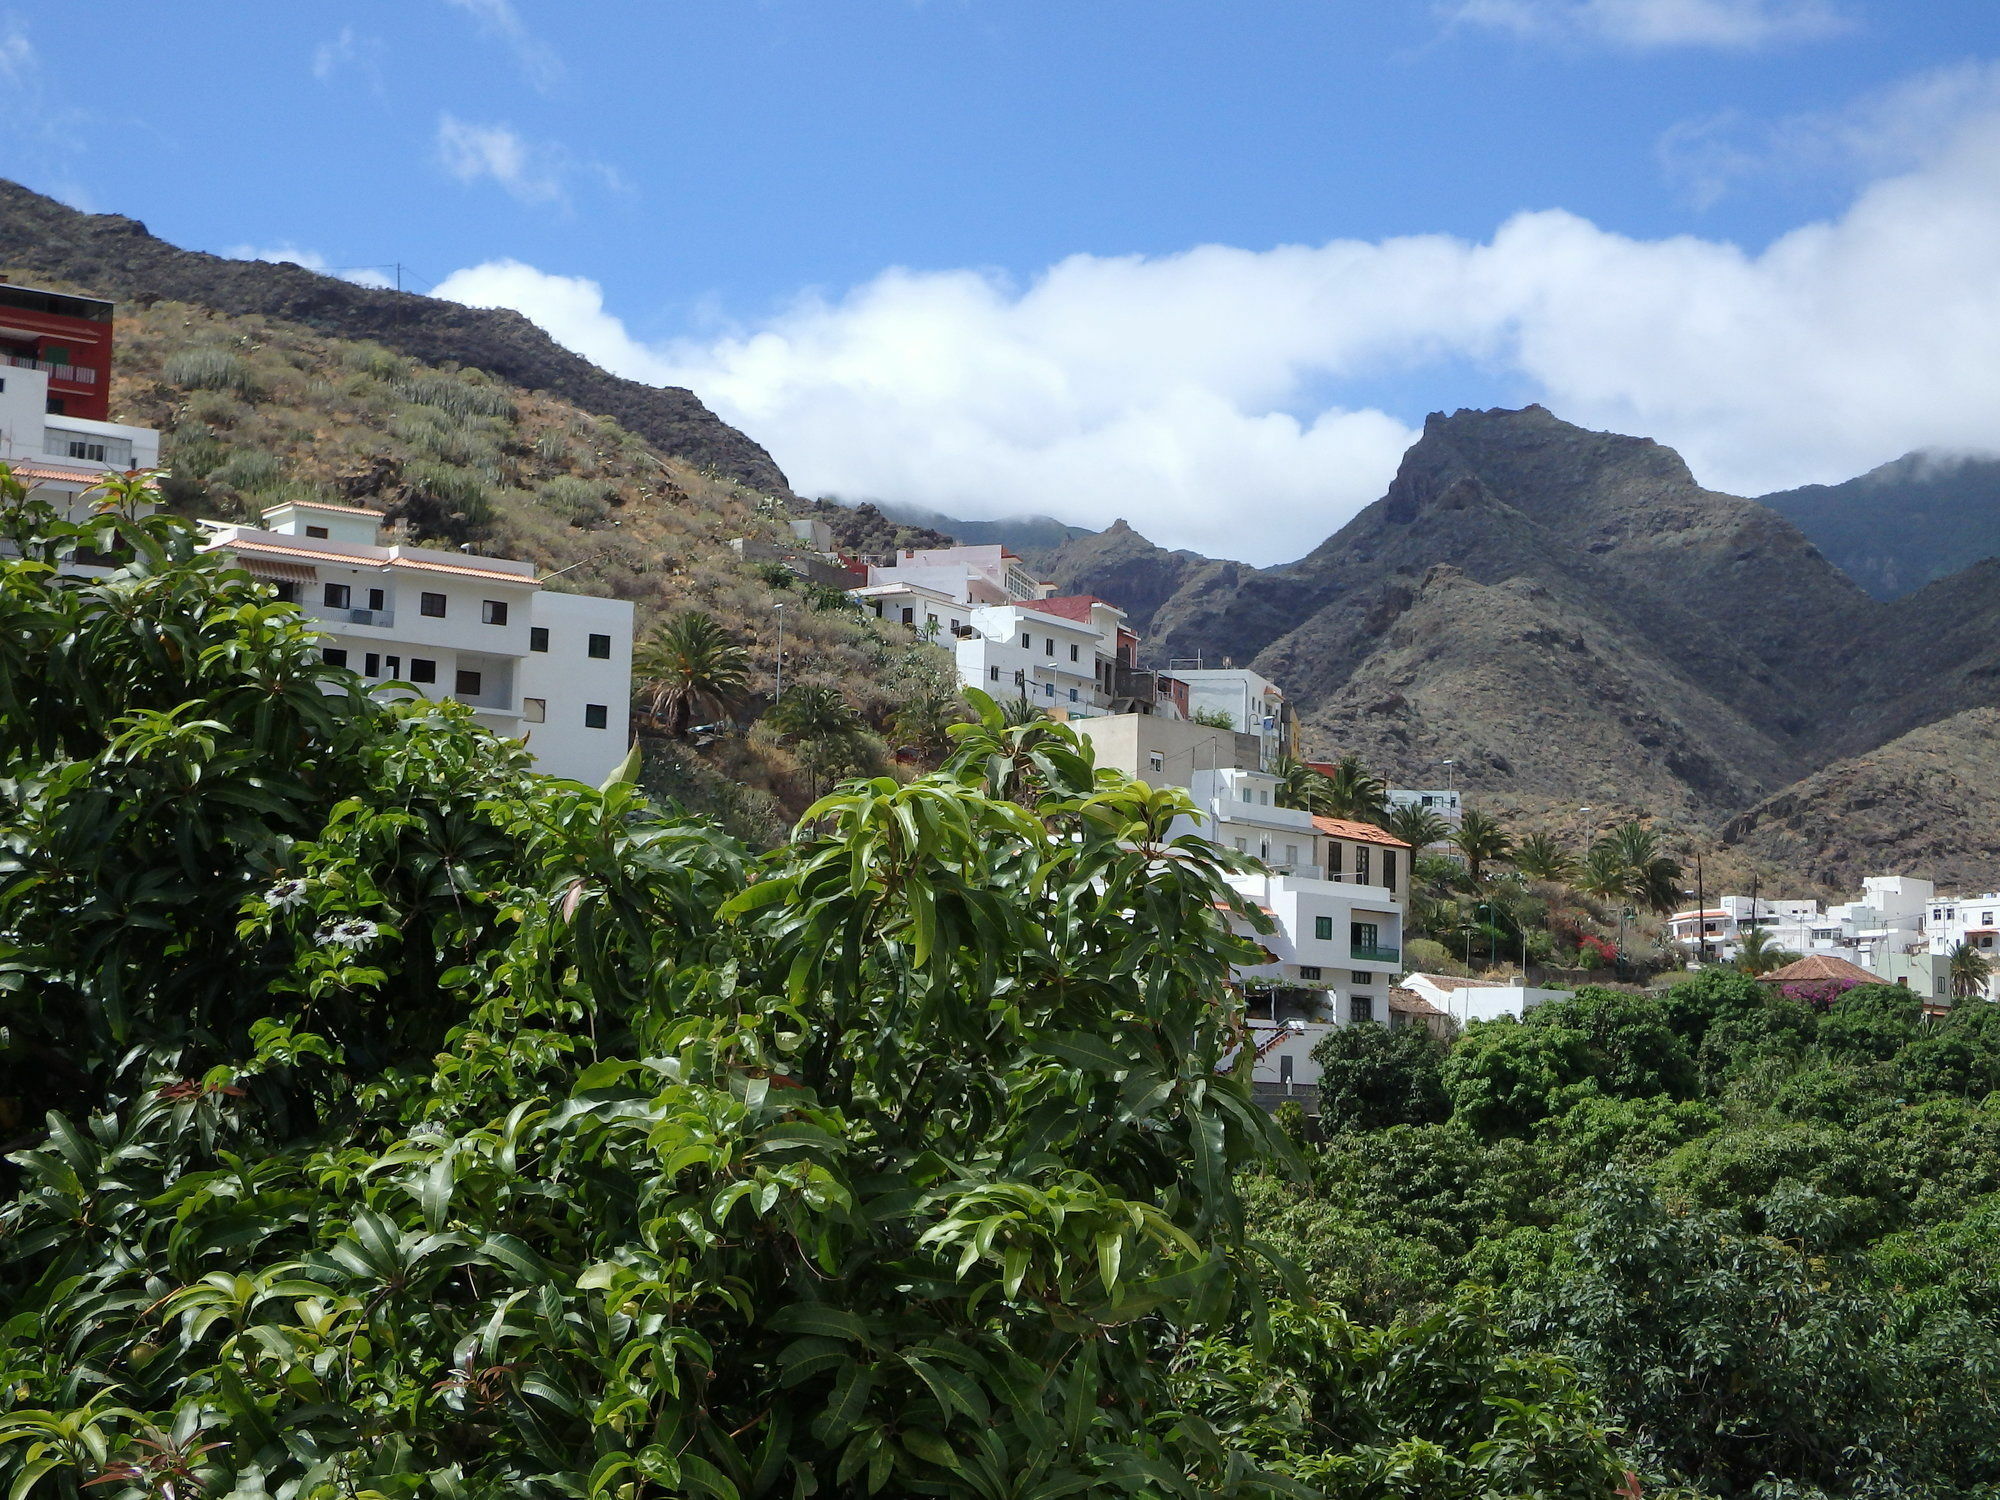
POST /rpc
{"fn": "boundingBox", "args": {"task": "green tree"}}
[1511,832,1576,884]
[0,487,1327,1498]
[1575,841,1634,903]
[1950,939,1994,1001]
[1448,808,1512,888]
[634,608,751,736]
[1319,755,1390,822]
[765,680,870,796]
[1381,800,1448,850]
[1191,705,1237,730]
[1272,754,1331,814]
[1311,1021,1452,1132]
[1734,923,1801,976]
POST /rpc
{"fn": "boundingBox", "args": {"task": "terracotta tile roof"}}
[261,500,384,519]
[1408,971,1505,988]
[1032,594,1121,623]
[1388,986,1446,1016]
[11,462,111,484]
[1760,953,1880,985]
[1311,815,1411,849]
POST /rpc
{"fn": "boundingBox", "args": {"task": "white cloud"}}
[226,246,395,290]
[440,0,562,91]
[435,116,570,206]
[432,92,2000,565]
[0,23,32,82]
[1445,0,1853,49]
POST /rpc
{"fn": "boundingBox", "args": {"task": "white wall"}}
[518,590,635,784]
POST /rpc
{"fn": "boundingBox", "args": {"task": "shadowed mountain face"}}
[0,179,793,497]
[1762,451,2000,600]
[1036,406,2000,842]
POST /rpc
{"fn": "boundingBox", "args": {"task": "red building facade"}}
[0,283,113,421]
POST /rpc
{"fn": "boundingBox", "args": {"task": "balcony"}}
[5,354,97,384]
[1351,944,1401,965]
[344,607,395,628]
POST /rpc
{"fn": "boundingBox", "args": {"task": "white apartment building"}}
[1171,667,1292,769]
[0,360,161,541]
[862,543,1046,606]
[1927,891,2000,1001]
[1401,971,1572,1026]
[201,500,634,785]
[1387,788,1463,829]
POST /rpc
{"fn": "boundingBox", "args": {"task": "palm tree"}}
[1736,925,1800,977]
[1950,941,1993,1002]
[1000,693,1048,727]
[1382,801,1449,851]
[1450,808,1513,888]
[1576,842,1634,903]
[633,611,751,738]
[1512,832,1576,884]
[767,682,865,799]
[1272,755,1331,814]
[1321,756,1390,823]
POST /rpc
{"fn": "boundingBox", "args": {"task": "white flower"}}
[266,878,309,911]
[320,918,380,949]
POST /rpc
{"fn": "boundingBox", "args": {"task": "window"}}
[588,633,611,659]
[1355,847,1371,884]
[409,658,437,683]
[455,669,483,696]
[1070,643,1080,661]
[420,592,447,618]
[925,613,938,630]
[1044,682,1055,698]
[1314,915,1333,941]
[1327,842,1343,877]
[1348,995,1375,1024]
[385,655,401,677]
[1148,751,1165,773]
[1353,921,1379,953]
[368,588,386,612]
[584,703,609,729]
[903,608,916,625]
[305,524,329,539]
[66,440,107,462]
[1279,1055,1294,1084]
[530,627,549,652]
[989,666,1000,681]
[1240,787,1253,803]
[1044,638,1055,656]
[1284,844,1298,866]
[1352,970,1373,986]
[522,697,546,723]
[363,653,380,677]
[271,580,299,603]
[323,583,351,609]
[1233,837,1246,852]
[1299,965,1322,980]
[1258,789,1270,805]
[1068,687,1078,702]
[321,647,348,668]
[1382,849,1398,894]
[482,600,508,626]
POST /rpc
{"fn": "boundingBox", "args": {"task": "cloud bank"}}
[434,92,2000,565]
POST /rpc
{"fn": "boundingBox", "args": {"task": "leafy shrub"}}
[537,473,612,525]
[205,448,284,494]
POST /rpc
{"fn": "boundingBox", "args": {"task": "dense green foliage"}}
[1274,970,2000,1497]
[0,486,1630,1498]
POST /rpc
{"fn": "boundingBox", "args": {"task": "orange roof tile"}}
[1759,953,1880,985]
[1311,815,1411,850]
[12,462,111,485]
[213,538,538,586]
[261,499,385,519]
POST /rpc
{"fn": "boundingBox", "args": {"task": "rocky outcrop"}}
[0,179,793,496]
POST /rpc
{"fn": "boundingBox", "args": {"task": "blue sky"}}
[7,1,2000,559]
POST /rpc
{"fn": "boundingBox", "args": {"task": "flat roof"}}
[0,283,114,321]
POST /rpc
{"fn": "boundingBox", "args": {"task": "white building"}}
[1926,890,2000,1001]
[0,359,161,542]
[1387,787,1463,830]
[862,543,1046,606]
[1172,667,1292,769]
[201,500,634,784]
[1401,971,1571,1026]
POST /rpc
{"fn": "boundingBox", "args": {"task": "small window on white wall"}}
[522,697,546,723]
[1148,751,1164,772]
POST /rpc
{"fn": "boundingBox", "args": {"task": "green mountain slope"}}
[1761,450,2000,600]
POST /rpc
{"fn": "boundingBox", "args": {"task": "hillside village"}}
[7,268,1997,1123]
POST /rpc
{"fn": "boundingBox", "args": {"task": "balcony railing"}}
[345,608,395,628]
[1351,944,1401,964]
[5,354,97,383]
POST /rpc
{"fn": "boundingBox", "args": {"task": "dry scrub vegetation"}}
[102,298,953,840]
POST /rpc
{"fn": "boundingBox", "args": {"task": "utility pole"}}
[1696,849,1709,967]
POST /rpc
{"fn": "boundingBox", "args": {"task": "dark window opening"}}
[305,525,330,539]
[367,588,385,611]
[584,703,609,729]
[323,583,351,609]
[420,592,447,618]
[587,633,611,659]
[409,658,437,683]
[530,626,549,652]
[455,669,483,696]
[321,647,348,668]
[363,652,380,677]
[482,600,508,625]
